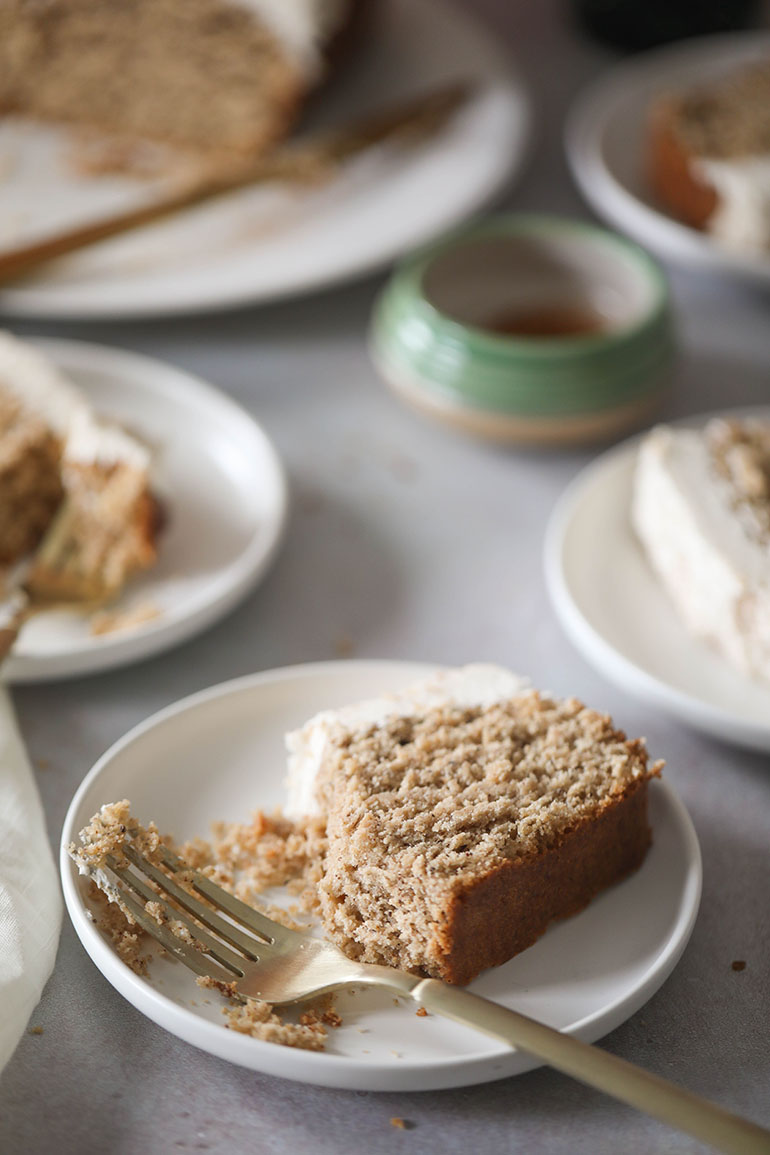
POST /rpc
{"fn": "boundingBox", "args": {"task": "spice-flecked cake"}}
[648,60,770,252]
[0,0,361,161]
[0,330,160,604]
[287,665,660,986]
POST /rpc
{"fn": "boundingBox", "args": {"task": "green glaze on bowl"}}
[371,215,675,439]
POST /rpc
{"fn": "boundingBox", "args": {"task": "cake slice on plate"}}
[0,331,160,605]
[0,0,362,162]
[633,418,770,682]
[648,60,770,252]
[286,665,659,985]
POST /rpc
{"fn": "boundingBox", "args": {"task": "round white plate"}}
[566,33,770,286]
[545,409,770,752]
[61,660,701,1092]
[0,0,530,321]
[8,339,287,683]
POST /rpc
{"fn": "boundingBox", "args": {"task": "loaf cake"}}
[287,665,659,985]
[0,0,359,162]
[633,418,770,682]
[648,60,770,252]
[0,331,159,604]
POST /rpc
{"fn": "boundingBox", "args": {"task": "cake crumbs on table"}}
[732,960,747,971]
[390,1117,414,1130]
[27,1026,44,1036]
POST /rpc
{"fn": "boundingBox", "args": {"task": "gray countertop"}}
[2,3,769,1152]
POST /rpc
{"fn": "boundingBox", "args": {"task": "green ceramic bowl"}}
[370,215,675,446]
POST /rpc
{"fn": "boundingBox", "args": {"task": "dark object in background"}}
[573,0,760,51]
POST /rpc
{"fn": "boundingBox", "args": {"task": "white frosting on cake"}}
[284,664,529,818]
[632,424,770,680]
[0,331,89,436]
[0,330,149,470]
[694,155,770,253]
[231,0,350,76]
[65,412,150,470]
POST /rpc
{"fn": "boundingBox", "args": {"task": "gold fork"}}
[73,828,770,1155]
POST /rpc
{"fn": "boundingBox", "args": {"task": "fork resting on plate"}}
[76,828,770,1155]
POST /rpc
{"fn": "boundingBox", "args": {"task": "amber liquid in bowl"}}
[484,305,606,338]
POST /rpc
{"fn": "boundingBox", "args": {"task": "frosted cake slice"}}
[632,418,770,681]
[286,665,659,985]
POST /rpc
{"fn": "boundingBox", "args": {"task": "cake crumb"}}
[415,1007,428,1017]
[27,1026,44,1036]
[732,959,747,971]
[36,758,50,770]
[390,1117,414,1130]
[333,633,354,658]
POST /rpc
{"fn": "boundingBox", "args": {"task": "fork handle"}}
[412,979,770,1154]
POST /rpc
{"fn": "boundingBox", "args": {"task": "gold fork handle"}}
[413,979,770,1155]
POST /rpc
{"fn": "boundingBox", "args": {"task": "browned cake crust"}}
[648,101,718,231]
[647,62,770,231]
[435,779,651,986]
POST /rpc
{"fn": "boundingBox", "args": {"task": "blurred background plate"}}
[7,339,287,682]
[566,33,770,286]
[545,410,770,752]
[0,0,530,321]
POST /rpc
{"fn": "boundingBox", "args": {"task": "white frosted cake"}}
[285,664,528,818]
[632,419,770,681]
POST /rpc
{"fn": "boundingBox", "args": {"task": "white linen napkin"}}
[0,687,62,1073]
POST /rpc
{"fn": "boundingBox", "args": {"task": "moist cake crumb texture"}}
[314,690,659,983]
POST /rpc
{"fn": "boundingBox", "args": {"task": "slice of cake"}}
[648,60,770,252]
[0,391,63,565]
[287,665,659,985]
[0,330,160,605]
[26,415,160,604]
[0,0,360,162]
[632,418,770,681]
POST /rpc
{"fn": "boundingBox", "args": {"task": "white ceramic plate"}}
[566,33,770,286]
[60,660,701,1092]
[8,339,287,683]
[0,0,530,320]
[545,408,770,752]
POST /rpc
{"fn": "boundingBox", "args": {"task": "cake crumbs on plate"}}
[415,1007,428,1017]
[74,802,337,1051]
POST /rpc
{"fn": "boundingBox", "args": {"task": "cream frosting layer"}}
[231,0,350,77]
[284,664,528,818]
[0,330,149,469]
[632,423,770,681]
[695,155,770,253]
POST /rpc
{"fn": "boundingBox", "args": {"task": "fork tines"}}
[97,831,291,989]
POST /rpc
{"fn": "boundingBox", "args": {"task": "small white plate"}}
[60,660,701,1092]
[567,33,770,286]
[545,410,770,752]
[8,339,287,683]
[0,0,530,320]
